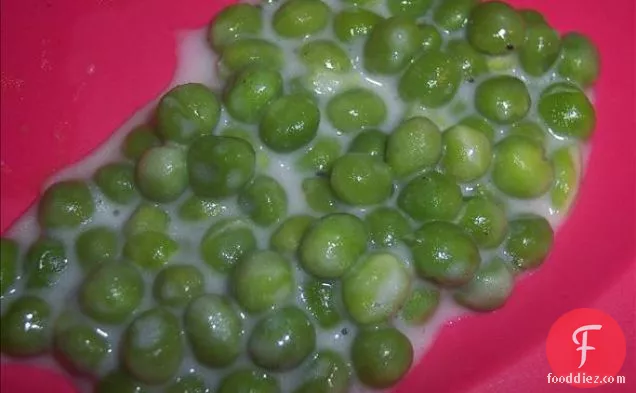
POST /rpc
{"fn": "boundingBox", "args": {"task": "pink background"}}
[1,0,634,392]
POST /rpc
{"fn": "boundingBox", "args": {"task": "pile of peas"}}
[0,0,599,392]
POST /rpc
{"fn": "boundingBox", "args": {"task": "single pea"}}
[38,180,94,229]
[351,328,413,389]
[96,371,147,393]
[551,145,581,212]
[124,203,169,236]
[178,195,225,222]
[472,183,506,208]
[409,221,480,287]
[447,39,488,81]
[166,375,209,393]
[466,1,525,55]
[299,213,367,279]
[124,231,178,270]
[224,67,283,124]
[454,258,514,311]
[299,40,352,73]
[519,9,546,26]
[504,215,554,270]
[492,135,553,198]
[217,369,280,393]
[485,53,517,73]
[458,196,508,248]
[55,324,109,374]
[80,263,144,324]
[188,135,256,197]
[302,279,341,329]
[156,83,220,144]
[271,215,315,255]
[94,162,138,204]
[249,306,316,371]
[302,177,339,213]
[475,76,531,124]
[232,250,293,313]
[0,238,19,295]
[1,295,51,356]
[333,8,382,42]
[398,172,463,222]
[24,237,67,289]
[558,33,600,88]
[153,265,204,307]
[538,83,596,140]
[123,308,183,384]
[122,125,161,162]
[400,287,440,325]
[184,294,242,368]
[327,88,386,133]
[419,24,442,52]
[273,0,330,38]
[330,153,393,206]
[386,116,442,178]
[238,175,288,227]
[387,0,432,17]
[75,226,118,270]
[363,16,423,74]
[136,146,188,203]
[508,120,546,145]
[348,130,387,160]
[399,51,462,107]
[260,94,320,152]
[365,207,411,248]
[297,137,342,174]
[209,3,262,50]
[441,124,492,182]
[219,38,284,73]
[519,24,561,77]
[200,218,257,273]
[295,350,350,393]
[343,252,411,325]
[433,0,477,32]
[459,115,495,142]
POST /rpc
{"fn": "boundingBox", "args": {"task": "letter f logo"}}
[572,324,602,368]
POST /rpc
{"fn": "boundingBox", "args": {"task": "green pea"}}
[458,196,508,248]
[348,130,387,160]
[538,83,596,140]
[447,39,488,81]
[249,306,316,371]
[299,40,352,72]
[399,51,462,107]
[24,237,67,289]
[260,94,320,152]
[492,135,553,198]
[299,213,368,279]
[351,328,413,389]
[398,172,463,221]
[200,218,257,273]
[386,116,442,178]
[273,0,330,38]
[75,226,118,270]
[153,265,204,307]
[303,177,339,213]
[419,23,442,52]
[331,153,393,206]
[123,308,183,384]
[217,369,280,393]
[209,3,262,50]
[80,263,144,324]
[177,195,225,222]
[96,371,147,393]
[441,124,492,182]
[400,287,440,325]
[363,16,423,74]
[124,231,178,270]
[302,279,341,329]
[238,175,288,227]
[224,67,283,124]
[295,350,350,393]
[505,215,554,271]
[466,1,525,55]
[551,145,581,212]
[365,207,411,248]
[558,33,600,87]
[184,294,242,368]
[122,125,161,162]
[1,295,51,356]
[166,375,209,393]
[297,137,342,174]
[475,76,531,124]
[188,135,256,197]
[508,120,546,145]
[38,180,94,229]
[343,252,411,324]
[1,238,19,295]
[94,162,137,204]
[271,215,315,255]
[387,0,432,17]
[333,8,382,42]
[433,0,476,32]
[55,324,109,373]
[220,39,284,73]
[485,53,517,72]
[157,83,220,144]
[519,24,560,76]
[454,258,514,311]
[459,115,495,142]
[233,250,293,314]
[327,88,386,133]
[409,221,480,287]
[124,203,169,236]
[136,146,188,202]
[519,9,546,26]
